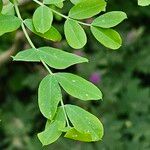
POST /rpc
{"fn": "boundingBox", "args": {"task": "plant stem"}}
[41,59,53,75]
[60,99,70,127]
[33,0,91,27]
[14,3,36,49]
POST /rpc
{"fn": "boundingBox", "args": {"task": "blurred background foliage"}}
[0,0,150,149]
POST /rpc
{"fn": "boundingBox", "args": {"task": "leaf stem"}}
[32,0,91,27]
[60,99,70,127]
[14,3,36,49]
[41,59,53,75]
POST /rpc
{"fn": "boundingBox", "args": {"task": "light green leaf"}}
[69,0,106,20]
[24,19,62,42]
[65,105,104,141]
[38,47,88,69]
[1,2,14,15]
[38,75,62,120]
[70,0,82,5]
[92,11,127,28]
[0,14,21,36]
[64,19,87,49]
[65,128,92,142]
[91,26,122,50]
[56,73,102,100]
[33,5,53,33]
[38,107,66,146]
[44,0,64,4]
[12,48,40,62]
[138,0,150,6]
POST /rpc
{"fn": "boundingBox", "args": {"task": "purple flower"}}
[89,72,101,84]
[73,50,84,57]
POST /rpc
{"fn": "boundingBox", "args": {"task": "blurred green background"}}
[0,0,150,149]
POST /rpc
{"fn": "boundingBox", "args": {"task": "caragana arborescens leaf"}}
[92,11,127,28]
[138,0,150,6]
[38,75,62,120]
[38,107,66,146]
[33,5,53,33]
[64,19,87,49]
[0,14,21,36]
[1,2,14,15]
[91,26,122,50]
[38,47,88,69]
[69,0,106,20]
[12,48,40,62]
[64,128,92,142]
[56,73,102,100]
[65,105,104,141]
[24,19,62,42]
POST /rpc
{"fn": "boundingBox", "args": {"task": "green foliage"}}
[0,0,131,147]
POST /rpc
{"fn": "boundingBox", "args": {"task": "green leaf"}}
[65,128,92,142]
[38,107,66,146]
[0,14,21,36]
[12,48,40,62]
[91,26,122,50]
[24,19,62,42]
[44,0,65,4]
[0,0,3,13]
[92,11,127,28]
[65,105,104,141]
[38,47,88,69]
[1,2,14,15]
[64,19,87,49]
[56,73,102,100]
[33,5,53,33]
[138,0,150,6]
[70,0,82,5]
[38,75,62,120]
[69,0,106,20]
